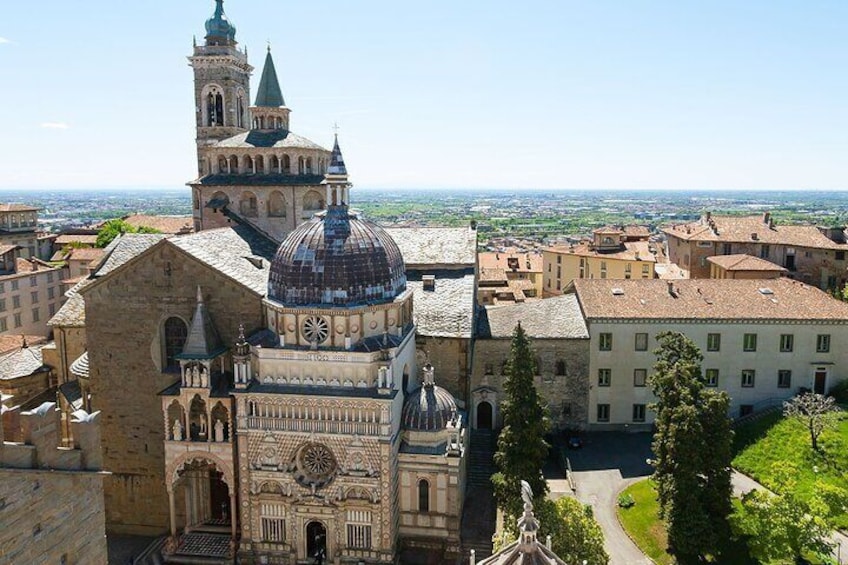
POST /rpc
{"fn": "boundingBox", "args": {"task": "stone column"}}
[230,490,237,539]
[168,487,177,537]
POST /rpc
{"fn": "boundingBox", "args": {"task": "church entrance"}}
[209,471,230,522]
[477,401,493,429]
[306,521,327,563]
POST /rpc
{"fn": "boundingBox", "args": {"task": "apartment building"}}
[570,278,848,429]
[0,204,39,259]
[663,212,848,289]
[0,259,69,337]
[543,225,657,296]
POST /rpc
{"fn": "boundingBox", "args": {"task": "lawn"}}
[616,480,755,565]
[733,410,848,529]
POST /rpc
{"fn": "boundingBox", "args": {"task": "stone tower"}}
[188,1,332,241]
[188,0,252,172]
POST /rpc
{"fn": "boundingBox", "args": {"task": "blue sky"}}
[0,1,845,190]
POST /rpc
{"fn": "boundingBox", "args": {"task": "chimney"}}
[763,212,770,224]
[751,232,758,241]
[667,281,675,296]
[705,211,712,223]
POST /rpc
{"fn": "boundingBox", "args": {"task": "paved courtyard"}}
[545,432,653,565]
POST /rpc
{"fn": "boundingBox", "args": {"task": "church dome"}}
[402,382,459,432]
[205,0,237,44]
[268,207,407,307]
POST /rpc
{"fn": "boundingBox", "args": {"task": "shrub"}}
[618,493,636,508]
[830,380,848,405]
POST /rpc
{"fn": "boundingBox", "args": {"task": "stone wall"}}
[416,336,469,405]
[83,242,264,534]
[470,338,590,431]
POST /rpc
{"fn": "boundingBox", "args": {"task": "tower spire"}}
[254,48,285,107]
[322,133,351,208]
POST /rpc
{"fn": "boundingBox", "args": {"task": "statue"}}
[173,419,183,441]
[192,364,200,387]
[200,366,208,388]
[214,419,225,442]
[199,414,208,436]
[520,480,533,508]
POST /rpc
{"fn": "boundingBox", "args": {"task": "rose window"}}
[302,316,329,344]
[293,443,337,489]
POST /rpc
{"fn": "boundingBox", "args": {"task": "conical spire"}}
[180,287,225,359]
[254,48,285,107]
[327,134,348,175]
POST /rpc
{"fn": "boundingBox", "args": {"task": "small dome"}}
[205,0,237,44]
[402,384,459,432]
[268,207,406,307]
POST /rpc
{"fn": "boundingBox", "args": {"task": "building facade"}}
[663,212,848,289]
[0,259,68,338]
[0,204,39,260]
[570,278,848,429]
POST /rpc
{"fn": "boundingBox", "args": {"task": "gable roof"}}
[478,294,588,339]
[0,344,49,380]
[662,215,847,250]
[93,233,168,278]
[384,227,477,267]
[706,254,787,272]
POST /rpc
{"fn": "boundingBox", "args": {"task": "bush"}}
[830,380,848,405]
[618,493,636,508]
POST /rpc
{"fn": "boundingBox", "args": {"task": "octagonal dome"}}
[268,206,406,307]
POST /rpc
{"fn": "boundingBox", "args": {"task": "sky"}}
[0,1,846,191]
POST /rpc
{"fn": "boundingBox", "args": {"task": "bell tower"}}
[188,0,252,176]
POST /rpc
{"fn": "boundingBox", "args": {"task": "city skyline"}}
[1,0,846,191]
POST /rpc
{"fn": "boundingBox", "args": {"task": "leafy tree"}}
[493,496,609,565]
[648,331,733,561]
[96,219,160,248]
[492,322,550,518]
[783,392,841,452]
[731,485,838,563]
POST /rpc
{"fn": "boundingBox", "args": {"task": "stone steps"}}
[133,536,166,565]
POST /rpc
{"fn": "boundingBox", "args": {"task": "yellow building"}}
[477,251,543,305]
[542,226,657,296]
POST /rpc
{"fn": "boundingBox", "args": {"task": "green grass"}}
[617,480,756,564]
[733,411,848,529]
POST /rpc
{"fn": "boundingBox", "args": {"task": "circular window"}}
[302,316,329,343]
[293,443,337,489]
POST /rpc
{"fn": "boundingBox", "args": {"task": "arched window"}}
[206,90,224,127]
[267,191,286,218]
[269,155,280,173]
[255,155,265,174]
[240,192,258,217]
[282,154,291,174]
[418,479,430,512]
[305,157,313,174]
[236,92,245,128]
[297,156,305,175]
[163,317,188,372]
[228,155,238,174]
[556,360,566,376]
[217,155,228,174]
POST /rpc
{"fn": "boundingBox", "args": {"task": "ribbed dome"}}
[268,206,406,307]
[402,384,459,432]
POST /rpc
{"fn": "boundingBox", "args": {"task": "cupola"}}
[205,0,237,46]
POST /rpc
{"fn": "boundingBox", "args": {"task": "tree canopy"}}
[96,219,161,248]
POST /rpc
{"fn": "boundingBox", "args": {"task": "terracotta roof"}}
[706,254,788,272]
[55,234,98,245]
[123,214,194,235]
[478,294,588,339]
[67,247,106,262]
[573,278,848,321]
[479,251,543,273]
[662,214,847,250]
[0,244,19,256]
[0,335,45,355]
[0,204,39,212]
[544,240,657,263]
[479,267,508,283]
[384,227,477,267]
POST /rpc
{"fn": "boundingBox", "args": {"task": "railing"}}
[246,416,381,436]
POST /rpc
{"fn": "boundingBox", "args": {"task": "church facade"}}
[61,2,473,563]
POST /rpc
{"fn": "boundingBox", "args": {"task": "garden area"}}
[616,406,848,565]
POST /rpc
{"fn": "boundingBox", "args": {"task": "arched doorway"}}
[306,521,327,562]
[477,401,493,429]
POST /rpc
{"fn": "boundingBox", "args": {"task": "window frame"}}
[706,333,721,352]
[779,334,794,353]
[777,370,791,389]
[705,368,719,387]
[598,368,611,387]
[634,333,648,352]
[741,369,756,388]
[816,334,831,353]
[599,333,613,351]
[632,404,646,423]
[633,369,647,387]
[743,333,757,352]
[596,404,610,423]
[418,479,430,513]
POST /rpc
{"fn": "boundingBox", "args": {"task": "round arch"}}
[166,451,234,492]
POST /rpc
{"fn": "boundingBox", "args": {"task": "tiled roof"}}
[55,234,98,245]
[406,270,475,338]
[706,254,788,272]
[479,267,508,283]
[384,227,477,267]
[67,247,106,262]
[0,244,19,256]
[0,345,49,380]
[0,204,39,212]
[123,214,194,235]
[662,215,847,250]
[93,233,168,277]
[169,225,277,296]
[69,352,89,380]
[194,173,326,186]
[215,129,327,150]
[544,240,657,263]
[477,294,588,339]
[0,335,45,355]
[48,277,93,327]
[573,278,848,321]
[479,251,543,273]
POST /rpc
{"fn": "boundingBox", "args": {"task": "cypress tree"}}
[492,322,550,518]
